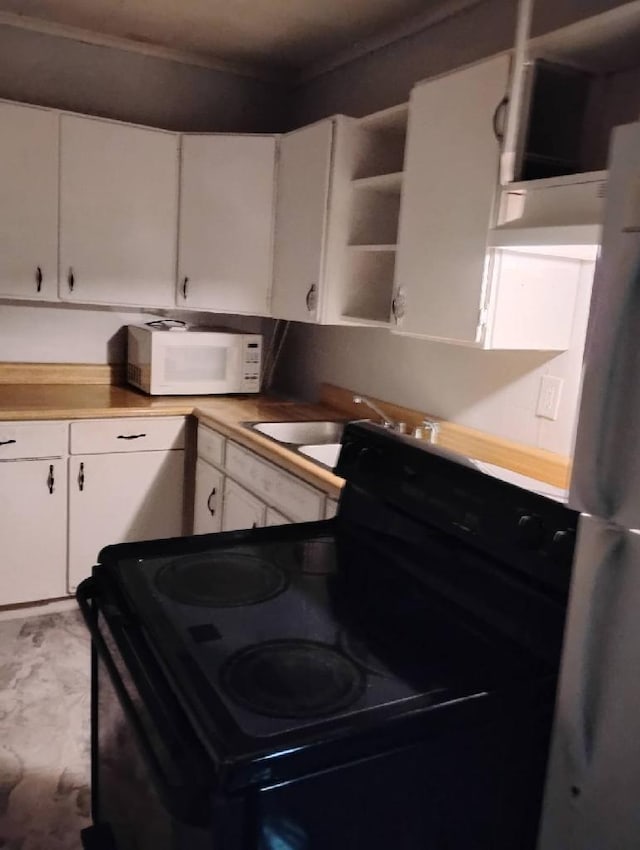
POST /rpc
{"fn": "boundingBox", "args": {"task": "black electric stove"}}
[78,421,579,850]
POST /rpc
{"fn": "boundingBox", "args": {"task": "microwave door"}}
[159,339,241,394]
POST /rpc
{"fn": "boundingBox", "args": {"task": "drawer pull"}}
[207,487,217,516]
[78,462,85,492]
[0,439,16,446]
[117,433,147,441]
[47,464,54,494]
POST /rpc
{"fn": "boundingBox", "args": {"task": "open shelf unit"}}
[515,3,640,182]
[338,103,408,327]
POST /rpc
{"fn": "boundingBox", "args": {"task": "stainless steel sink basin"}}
[297,443,342,470]
[245,420,345,446]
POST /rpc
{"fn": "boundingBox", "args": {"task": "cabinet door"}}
[178,134,276,315]
[0,102,58,301]
[59,115,178,308]
[221,479,265,532]
[393,55,510,343]
[265,507,291,526]
[272,120,334,323]
[193,458,224,535]
[68,451,185,591]
[0,460,67,605]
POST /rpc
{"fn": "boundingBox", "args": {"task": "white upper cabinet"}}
[0,101,58,301]
[177,134,276,316]
[59,114,179,308]
[393,55,510,344]
[272,120,334,323]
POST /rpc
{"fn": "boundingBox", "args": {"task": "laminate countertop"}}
[0,383,347,497]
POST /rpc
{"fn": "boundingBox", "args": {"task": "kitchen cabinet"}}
[221,479,265,531]
[265,508,291,526]
[67,417,186,592]
[0,101,58,302]
[0,459,67,605]
[271,112,408,328]
[392,54,583,350]
[193,458,224,534]
[59,114,178,308]
[272,119,334,323]
[68,450,185,592]
[392,55,510,344]
[0,421,68,606]
[325,498,339,519]
[177,134,276,315]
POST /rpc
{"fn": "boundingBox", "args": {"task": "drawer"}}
[225,441,324,523]
[197,424,225,467]
[0,421,67,460]
[70,417,186,454]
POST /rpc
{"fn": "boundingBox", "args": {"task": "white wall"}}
[0,24,291,132]
[277,263,593,457]
[0,303,266,364]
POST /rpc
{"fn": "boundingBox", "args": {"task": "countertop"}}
[0,365,572,492]
[0,382,347,497]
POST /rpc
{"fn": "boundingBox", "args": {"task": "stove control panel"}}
[336,421,579,594]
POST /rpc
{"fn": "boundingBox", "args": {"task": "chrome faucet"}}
[353,395,405,432]
[413,418,440,444]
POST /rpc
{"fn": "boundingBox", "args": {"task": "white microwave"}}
[126,324,262,395]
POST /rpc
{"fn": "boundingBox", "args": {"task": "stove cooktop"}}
[112,523,536,743]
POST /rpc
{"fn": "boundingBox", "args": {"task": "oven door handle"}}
[76,577,209,827]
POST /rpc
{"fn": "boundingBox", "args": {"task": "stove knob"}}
[517,514,545,549]
[551,529,577,563]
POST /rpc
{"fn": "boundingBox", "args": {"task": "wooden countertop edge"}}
[0,369,571,491]
[319,383,572,489]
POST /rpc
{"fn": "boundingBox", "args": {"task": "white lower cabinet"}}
[221,479,265,532]
[265,508,291,526]
[193,458,224,535]
[68,450,185,592]
[0,459,67,605]
[325,498,339,519]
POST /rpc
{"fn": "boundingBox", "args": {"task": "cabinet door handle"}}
[252,521,258,528]
[493,95,509,142]
[68,268,75,292]
[35,266,43,293]
[117,433,146,441]
[182,277,189,299]
[78,462,85,492]
[47,464,55,494]
[305,283,317,313]
[0,439,16,447]
[391,287,406,322]
[207,487,217,516]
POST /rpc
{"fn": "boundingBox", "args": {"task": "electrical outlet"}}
[536,375,563,421]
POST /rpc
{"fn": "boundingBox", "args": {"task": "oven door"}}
[77,577,215,850]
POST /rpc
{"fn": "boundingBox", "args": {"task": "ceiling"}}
[0,0,440,74]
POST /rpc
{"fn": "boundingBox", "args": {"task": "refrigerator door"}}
[570,122,640,527]
[538,515,640,850]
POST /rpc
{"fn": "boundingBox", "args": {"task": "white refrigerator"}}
[539,121,640,849]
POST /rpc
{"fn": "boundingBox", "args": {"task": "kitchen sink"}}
[245,420,345,446]
[297,443,342,470]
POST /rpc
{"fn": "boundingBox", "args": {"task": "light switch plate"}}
[536,375,563,420]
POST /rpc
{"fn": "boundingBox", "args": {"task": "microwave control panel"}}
[242,338,262,392]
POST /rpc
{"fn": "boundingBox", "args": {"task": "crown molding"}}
[0,10,287,82]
